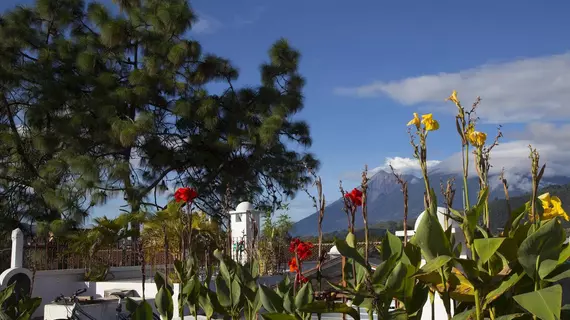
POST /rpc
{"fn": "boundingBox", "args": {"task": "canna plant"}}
[406,91,570,320]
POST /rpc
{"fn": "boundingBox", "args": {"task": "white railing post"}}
[11,228,24,268]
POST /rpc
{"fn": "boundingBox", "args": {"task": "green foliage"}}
[0,0,319,227]
[0,283,42,320]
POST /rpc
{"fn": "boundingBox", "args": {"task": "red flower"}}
[345,188,363,207]
[174,187,198,203]
[295,273,309,284]
[289,238,313,261]
[289,257,298,272]
[289,238,301,253]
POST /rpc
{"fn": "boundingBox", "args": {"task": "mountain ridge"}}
[291,169,570,236]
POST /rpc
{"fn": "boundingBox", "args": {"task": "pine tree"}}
[0,0,318,227]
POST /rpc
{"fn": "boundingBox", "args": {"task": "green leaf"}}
[261,314,297,320]
[215,276,231,308]
[259,284,284,313]
[154,271,173,294]
[451,308,475,320]
[277,275,292,297]
[382,231,403,261]
[198,293,214,319]
[386,261,408,293]
[346,232,357,248]
[155,286,174,320]
[131,301,154,320]
[544,264,570,282]
[283,287,294,314]
[334,237,369,270]
[414,255,452,277]
[0,285,14,304]
[474,238,506,264]
[411,208,452,260]
[483,271,524,308]
[513,284,562,320]
[295,282,313,310]
[230,278,241,307]
[298,301,360,320]
[494,314,526,320]
[518,219,565,279]
[125,297,140,313]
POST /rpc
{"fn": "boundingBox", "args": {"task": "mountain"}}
[291,169,570,236]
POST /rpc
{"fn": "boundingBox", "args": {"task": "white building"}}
[229,201,261,264]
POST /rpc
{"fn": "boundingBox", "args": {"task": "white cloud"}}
[192,13,222,34]
[375,156,441,176]
[431,122,570,192]
[334,53,570,124]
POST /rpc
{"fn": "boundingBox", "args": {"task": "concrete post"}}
[11,228,24,268]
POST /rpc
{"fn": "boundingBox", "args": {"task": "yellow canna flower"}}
[421,113,440,131]
[468,130,487,148]
[446,90,459,105]
[539,192,569,221]
[407,112,421,129]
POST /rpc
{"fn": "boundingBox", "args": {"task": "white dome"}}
[234,201,254,213]
[414,207,460,232]
[329,245,340,256]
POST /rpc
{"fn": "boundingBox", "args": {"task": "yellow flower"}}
[539,192,569,221]
[468,130,487,147]
[446,90,459,105]
[407,112,421,129]
[421,113,440,131]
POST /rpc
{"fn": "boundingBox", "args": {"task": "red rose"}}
[345,188,363,207]
[174,187,198,203]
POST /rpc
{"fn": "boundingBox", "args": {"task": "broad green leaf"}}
[544,264,570,282]
[231,278,241,307]
[277,275,292,297]
[558,243,570,264]
[386,262,408,293]
[215,276,231,308]
[198,293,214,319]
[334,238,369,270]
[295,282,314,310]
[155,286,173,320]
[298,301,360,320]
[513,284,562,320]
[402,243,422,268]
[414,255,452,277]
[0,285,14,304]
[451,308,475,320]
[474,238,505,264]
[411,208,452,260]
[259,284,284,313]
[346,232,357,248]
[518,219,565,279]
[382,231,403,261]
[494,314,526,320]
[483,271,524,308]
[154,271,173,294]
[283,287,294,314]
[131,301,154,320]
[261,314,297,320]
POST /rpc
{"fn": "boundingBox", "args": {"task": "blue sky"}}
[4,0,570,222]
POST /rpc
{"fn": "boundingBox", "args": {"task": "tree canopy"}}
[0,0,318,231]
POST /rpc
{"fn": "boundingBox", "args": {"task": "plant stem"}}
[440,268,452,320]
[462,144,471,209]
[474,289,482,320]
